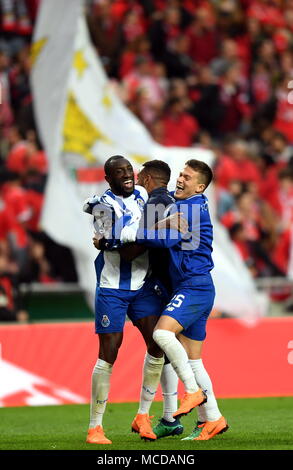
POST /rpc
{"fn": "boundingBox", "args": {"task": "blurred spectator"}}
[272,76,293,143]
[26,237,56,284]
[251,62,272,106]
[0,50,14,137]
[148,6,185,61]
[87,0,123,76]
[216,179,246,218]
[229,222,257,276]
[123,56,167,125]
[0,170,30,273]
[190,66,223,137]
[156,97,199,147]
[215,0,245,36]
[0,0,33,35]
[185,7,218,65]
[119,35,152,78]
[221,190,284,276]
[163,34,194,79]
[0,252,28,322]
[215,139,262,189]
[210,38,239,77]
[9,45,32,120]
[122,9,146,43]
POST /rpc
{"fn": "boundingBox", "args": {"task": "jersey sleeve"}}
[136,227,182,248]
[83,195,100,214]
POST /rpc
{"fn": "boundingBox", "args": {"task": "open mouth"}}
[175,184,184,193]
[122,179,134,189]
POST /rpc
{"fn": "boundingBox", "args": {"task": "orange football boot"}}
[173,389,207,419]
[193,416,229,440]
[131,413,157,441]
[86,425,112,444]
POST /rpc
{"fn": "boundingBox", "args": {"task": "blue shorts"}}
[162,274,215,341]
[95,278,164,334]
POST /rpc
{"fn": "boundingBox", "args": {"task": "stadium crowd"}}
[1,0,293,321]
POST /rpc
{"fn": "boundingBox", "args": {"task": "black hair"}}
[142,159,171,184]
[185,159,213,189]
[104,155,127,176]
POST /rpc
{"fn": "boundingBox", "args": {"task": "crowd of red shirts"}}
[1,0,293,321]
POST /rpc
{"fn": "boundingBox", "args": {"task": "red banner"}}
[0,318,292,406]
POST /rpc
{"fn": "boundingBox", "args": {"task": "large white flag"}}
[31,0,268,321]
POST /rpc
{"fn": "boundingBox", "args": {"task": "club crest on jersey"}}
[101,315,110,327]
[136,197,145,210]
[201,201,209,211]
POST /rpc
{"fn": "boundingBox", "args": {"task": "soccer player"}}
[83,155,165,444]
[135,159,229,441]
[119,160,184,439]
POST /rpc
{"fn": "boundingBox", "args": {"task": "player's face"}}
[107,158,135,197]
[175,166,206,199]
[136,168,152,192]
[136,169,146,187]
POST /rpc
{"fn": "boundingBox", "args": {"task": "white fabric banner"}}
[31,0,268,321]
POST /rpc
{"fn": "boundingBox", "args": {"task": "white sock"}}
[138,353,164,415]
[189,359,221,422]
[153,329,199,393]
[160,362,179,422]
[89,358,113,429]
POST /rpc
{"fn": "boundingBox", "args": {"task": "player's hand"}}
[168,212,189,234]
[156,212,189,234]
[93,234,104,250]
[93,237,100,249]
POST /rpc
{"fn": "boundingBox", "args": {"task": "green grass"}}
[0,397,292,450]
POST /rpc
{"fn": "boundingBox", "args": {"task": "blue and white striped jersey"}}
[84,185,149,290]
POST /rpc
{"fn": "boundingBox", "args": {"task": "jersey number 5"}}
[168,294,185,308]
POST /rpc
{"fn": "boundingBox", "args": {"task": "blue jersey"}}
[141,186,175,297]
[136,193,214,290]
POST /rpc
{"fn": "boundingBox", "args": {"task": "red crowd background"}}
[1,0,293,322]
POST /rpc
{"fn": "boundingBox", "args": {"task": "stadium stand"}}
[1,0,293,322]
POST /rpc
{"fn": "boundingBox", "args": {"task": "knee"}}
[153,329,175,348]
[100,349,119,365]
[99,334,123,364]
[93,358,113,374]
[147,340,164,358]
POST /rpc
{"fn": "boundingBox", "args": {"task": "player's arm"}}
[155,212,188,233]
[119,203,188,255]
[136,226,183,249]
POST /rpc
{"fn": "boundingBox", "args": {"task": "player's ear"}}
[105,174,110,184]
[199,182,206,192]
